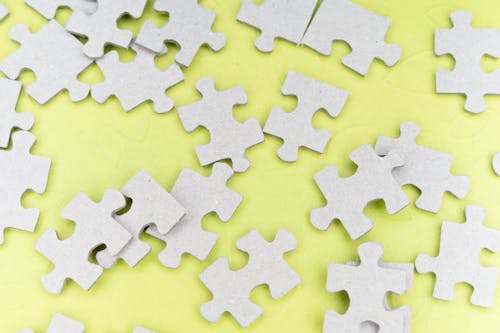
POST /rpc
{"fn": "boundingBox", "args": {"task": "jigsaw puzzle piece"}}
[493,152,500,175]
[24,0,97,19]
[0,3,8,21]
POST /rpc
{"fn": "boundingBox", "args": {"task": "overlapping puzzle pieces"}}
[24,0,97,19]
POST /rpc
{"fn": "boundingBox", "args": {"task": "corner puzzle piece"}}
[435,11,500,113]
[0,20,92,104]
[24,0,97,19]
[375,122,470,213]
[136,0,225,67]
[493,153,500,175]
[0,78,34,148]
[178,78,264,172]
[325,242,412,333]
[200,229,301,328]
[237,0,317,52]
[92,43,184,113]
[35,190,131,294]
[133,328,156,333]
[147,163,242,268]
[0,3,8,21]
[302,0,401,76]
[0,131,50,245]
[65,0,146,58]
[21,313,85,333]
[311,144,409,240]
[416,205,500,308]
[264,71,349,162]
[96,169,186,269]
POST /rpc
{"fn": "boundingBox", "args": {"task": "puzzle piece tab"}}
[24,0,97,19]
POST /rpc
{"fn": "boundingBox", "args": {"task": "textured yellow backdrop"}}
[1,0,500,332]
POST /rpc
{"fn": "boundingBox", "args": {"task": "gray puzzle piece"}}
[24,0,97,19]
[21,313,85,333]
[264,71,349,162]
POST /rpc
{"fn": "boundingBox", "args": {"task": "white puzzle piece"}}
[375,122,470,213]
[0,78,34,148]
[324,242,413,333]
[96,169,186,269]
[493,152,500,176]
[199,229,301,328]
[136,0,225,67]
[0,131,51,245]
[92,42,184,113]
[0,20,93,104]
[21,313,85,333]
[237,0,317,52]
[435,11,500,113]
[24,0,97,19]
[0,3,8,21]
[133,328,156,333]
[147,163,242,268]
[416,205,500,308]
[177,78,264,172]
[35,190,132,294]
[302,0,401,76]
[264,71,349,162]
[311,144,409,240]
[65,0,147,59]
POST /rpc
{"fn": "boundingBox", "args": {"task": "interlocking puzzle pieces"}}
[264,71,349,162]
[324,242,413,333]
[136,0,225,67]
[147,163,242,268]
[375,122,470,213]
[311,144,409,240]
[0,131,51,245]
[65,0,146,59]
[436,11,500,114]
[92,43,184,113]
[24,0,97,19]
[35,190,131,294]
[493,152,500,175]
[21,313,85,333]
[96,169,186,269]
[237,0,317,52]
[0,2,8,21]
[0,20,93,104]
[416,205,500,308]
[302,0,401,76]
[199,229,301,328]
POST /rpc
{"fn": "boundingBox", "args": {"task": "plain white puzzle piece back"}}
[302,0,401,76]
[264,71,349,162]
[435,10,500,113]
[21,313,85,333]
[237,0,317,52]
[311,144,409,240]
[178,78,264,172]
[324,242,413,333]
[66,0,146,58]
[92,42,184,113]
[133,328,156,333]
[0,78,34,148]
[375,122,470,213]
[493,153,500,175]
[199,229,301,328]
[0,131,51,245]
[0,3,8,21]
[24,0,97,19]
[0,20,92,104]
[35,190,131,294]
[416,205,500,308]
[147,163,242,268]
[136,0,225,67]
[96,169,186,269]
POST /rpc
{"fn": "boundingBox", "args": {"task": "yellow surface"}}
[1,0,500,332]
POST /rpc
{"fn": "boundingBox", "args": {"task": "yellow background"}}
[1,0,500,332]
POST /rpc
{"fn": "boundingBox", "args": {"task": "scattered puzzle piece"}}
[133,328,156,333]
[493,152,500,175]
[21,313,85,333]
[24,0,97,19]
[200,229,301,328]
[264,71,349,162]
[0,2,8,21]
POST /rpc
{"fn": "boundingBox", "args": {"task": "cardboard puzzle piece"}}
[324,242,413,333]
[416,205,500,308]
[136,0,225,67]
[264,71,349,162]
[178,78,264,172]
[237,0,317,52]
[35,190,131,294]
[375,122,470,213]
[0,131,51,245]
[0,20,93,104]
[494,153,500,175]
[302,0,401,76]
[21,313,85,333]
[24,0,97,19]
[96,169,186,269]
[147,163,242,268]
[92,42,184,113]
[311,144,409,240]
[200,229,301,328]
[0,78,34,148]
[66,0,146,58]
[435,10,500,113]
